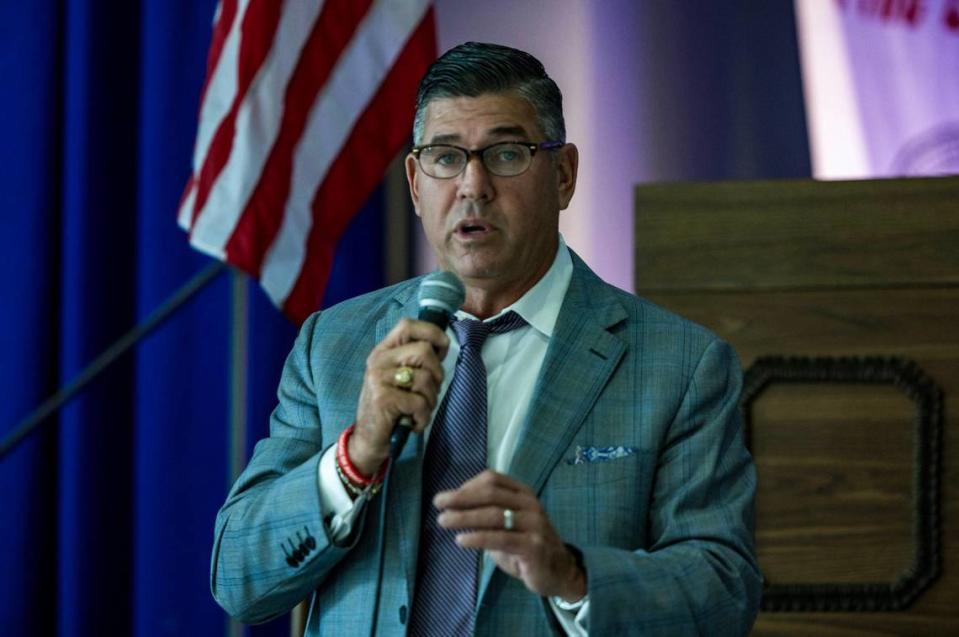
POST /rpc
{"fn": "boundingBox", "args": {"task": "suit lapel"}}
[478,254,628,602]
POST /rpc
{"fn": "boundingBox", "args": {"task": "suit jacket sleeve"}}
[210,311,365,624]
[581,338,762,636]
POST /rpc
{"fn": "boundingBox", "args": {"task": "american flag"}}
[179,0,435,323]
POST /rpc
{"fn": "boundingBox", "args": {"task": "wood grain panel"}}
[751,384,914,584]
[755,613,957,636]
[634,176,959,292]
[641,289,959,365]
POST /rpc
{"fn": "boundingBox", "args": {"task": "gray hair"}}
[412,42,566,145]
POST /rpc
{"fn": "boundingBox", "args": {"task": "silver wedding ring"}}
[503,508,515,531]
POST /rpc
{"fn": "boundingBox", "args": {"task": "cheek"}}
[509,190,555,233]
[418,182,455,214]
[416,203,450,246]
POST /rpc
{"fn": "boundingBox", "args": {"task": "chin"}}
[443,250,487,272]
[454,268,498,282]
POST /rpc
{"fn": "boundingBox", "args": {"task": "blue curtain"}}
[0,2,387,635]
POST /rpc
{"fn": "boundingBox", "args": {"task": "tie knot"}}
[451,311,526,351]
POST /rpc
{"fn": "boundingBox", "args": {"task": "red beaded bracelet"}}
[336,423,389,488]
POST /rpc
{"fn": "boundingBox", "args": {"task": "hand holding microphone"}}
[350,272,465,475]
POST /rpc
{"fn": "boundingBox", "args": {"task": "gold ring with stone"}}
[503,508,515,531]
[394,366,415,390]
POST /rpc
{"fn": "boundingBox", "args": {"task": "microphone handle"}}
[389,415,413,459]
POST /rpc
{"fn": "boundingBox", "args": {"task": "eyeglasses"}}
[411,141,564,178]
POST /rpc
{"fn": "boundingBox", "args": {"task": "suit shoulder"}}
[626,290,719,342]
[574,262,722,347]
[290,277,423,361]
[302,277,422,327]
[600,284,741,379]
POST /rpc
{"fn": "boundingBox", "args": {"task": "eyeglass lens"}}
[418,143,532,178]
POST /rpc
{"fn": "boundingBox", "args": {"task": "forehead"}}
[421,92,542,143]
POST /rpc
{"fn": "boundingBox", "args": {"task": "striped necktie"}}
[408,311,528,636]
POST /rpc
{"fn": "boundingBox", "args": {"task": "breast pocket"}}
[541,438,656,549]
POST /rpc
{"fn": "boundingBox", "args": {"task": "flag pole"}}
[227,267,250,637]
[0,260,228,460]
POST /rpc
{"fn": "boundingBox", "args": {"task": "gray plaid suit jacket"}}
[211,250,762,636]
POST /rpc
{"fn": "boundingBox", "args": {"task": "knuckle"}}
[367,348,391,369]
[413,340,431,355]
[408,390,427,409]
[528,533,544,550]
[372,379,391,398]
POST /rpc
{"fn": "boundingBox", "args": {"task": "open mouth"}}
[454,219,493,237]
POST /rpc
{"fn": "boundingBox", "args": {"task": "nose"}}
[455,154,494,202]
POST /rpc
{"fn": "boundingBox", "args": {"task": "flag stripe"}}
[177,175,196,228]
[178,0,250,230]
[281,9,436,320]
[199,0,239,106]
[224,0,376,277]
[189,0,284,230]
[187,0,326,256]
[260,0,432,309]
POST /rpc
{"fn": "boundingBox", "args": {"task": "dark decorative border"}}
[741,356,943,612]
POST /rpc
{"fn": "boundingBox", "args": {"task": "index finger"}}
[434,470,534,510]
[378,318,450,358]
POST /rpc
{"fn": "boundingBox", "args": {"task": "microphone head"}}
[418,271,465,317]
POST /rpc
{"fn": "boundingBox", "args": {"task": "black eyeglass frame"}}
[410,140,565,178]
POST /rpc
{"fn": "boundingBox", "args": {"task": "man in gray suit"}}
[212,42,762,636]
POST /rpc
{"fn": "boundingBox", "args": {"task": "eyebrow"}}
[427,125,532,146]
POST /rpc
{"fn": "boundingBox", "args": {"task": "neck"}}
[460,289,513,320]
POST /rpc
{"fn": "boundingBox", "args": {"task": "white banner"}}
[795,0,959,178]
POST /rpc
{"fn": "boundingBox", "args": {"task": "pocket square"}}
[566,445,639,465]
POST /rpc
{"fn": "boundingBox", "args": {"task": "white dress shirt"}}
[317,236,589,634]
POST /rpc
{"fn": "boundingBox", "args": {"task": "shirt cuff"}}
[317,444,366,544]
[548,595,590,635]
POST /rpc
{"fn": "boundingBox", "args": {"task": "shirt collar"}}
[456,234,573,339]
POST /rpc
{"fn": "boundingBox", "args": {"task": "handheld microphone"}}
[388,271,465,459]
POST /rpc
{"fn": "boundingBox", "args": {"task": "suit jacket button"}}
[299,542,310,555]
[398,605,407,624]
[303,527,317,550]
[286,557,298,568]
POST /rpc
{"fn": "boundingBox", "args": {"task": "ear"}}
[554,143,579,210]
[405,153,422,217]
